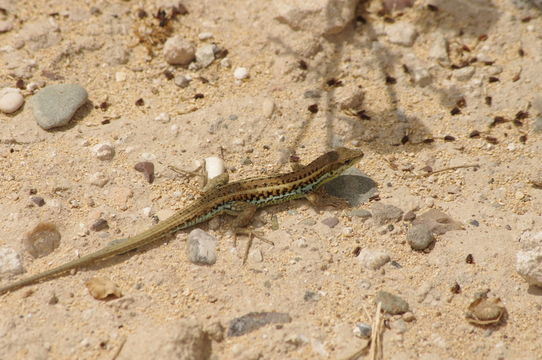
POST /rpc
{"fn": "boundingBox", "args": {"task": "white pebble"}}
[198,32,214,40]
[155,112,170,123]
[92,143,115,161]
[174,75,190,88]
[115,71,127,82]
[205,156,226,180]
[233,67,249,80]
[386,22,418,46]
[507,143,516,151]
[0,247,23,275]
[140,152,157,161]
[163,36,195,65]
[0,88,24,114]
[142,207,152,217]
[220,58,231,68]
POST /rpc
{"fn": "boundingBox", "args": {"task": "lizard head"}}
[312,147,364,184]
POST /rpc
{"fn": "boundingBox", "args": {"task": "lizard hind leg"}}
[305,186,350,209]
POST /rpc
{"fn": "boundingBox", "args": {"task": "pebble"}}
[428,33,449,63]
[403,210,416,221]
[23,222,61,258]
[85,277,122,299]
[89,171,109,187]
[516,231,542,287]
[348,209,372,219]
[304,89,321,98]
[453,66,475,81]
[407,224,435,250]
[154,112,170,123]
[0,247,23,275]
[533,116,542,133]
[198,32,214,40]
[220,58,231,68]
[227,312,292,337]
[104,45,129,65]
[92,143,115,161]
[174,75,191,88]
[115,71,127,82]
[412,209,463,235]
[234,67,249,80]
[321,217,339,228]
[90,218,109,232]
[0,88,24,113]
[357,248,391,270]
[530,172,542,187]
[30,84,88,130]
[186,229,217,265]
[335,84,364,110]
[134,161,155,183]
[376,291,410,315]
[0,20,13,33]
[390,319,408,334]
[163,36,195,65]
[386,22,417,46]
[248,248,263,263]
[303,291,321,302]
[353,323,372,338]
[30,196,45,207]
[195,44,216,67]
[262,98,275,118]
[370,203,404,225]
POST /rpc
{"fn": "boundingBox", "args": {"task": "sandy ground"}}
[1,0,542,359]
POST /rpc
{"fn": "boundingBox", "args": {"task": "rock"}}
[533,116,542,133]
[516,231,542,287]
[324,167,378,206]
[370,203,403,225]
[353,323,372,338]
[386,22,417,46]
[0,247,23,275]
[90,218,109,232]
[0,20,13,33]
[412,209,463,235]
[163,36,195,65]
[31,84,88,129]
[428,33,449,63]
[85,277,122,299]
[453,66,475,81]
[262,98,275,118]
[134,161,155,183]
[383,0,414,11]
[274,0,358,35]
[407,224,435,250]
[21,18,61,51]
[104,45,129,65]
[195,44,215,68]
[92,143,115,161]
[154,112,170,123]
[233,67,249,80]
[89,171,109,187]
[0,88,24,113]
[4,52,38,79]
[321,217,339,228]
[227,312,292,337]
[357,248,391,270]
[186,229,217,265]
[335,84,364,110]
[118,319,212,360]
[198,32,214,40]
[376,291,409,315]
[403,210,416,221]
[174,75,191,88]
[403,54,431,86]
[23,222,61,258]
[348,209,372,219]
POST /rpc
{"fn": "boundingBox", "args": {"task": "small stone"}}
[154,112,170,123]
[403,210,416,221]
[516,231,542,287]
[90,218,109,232]
[227,312,292,337]
[335,84,364,110]
[304,89,321,99]
[386,22,417,46]
[134,161,155,184]
[0,247,23,275]
[30,196,45,207]
[0,20,13,33]
[348,209,372,219]
[31,84,88,130]
[195,44,215,67]
[376,291,409,315]
[115,71,127,82]
[262,98,275,118]
[89,172,109,187]
[428,33,449,63]
[187,229,217,265]
[407,224,435,251]
[163,36,195,65]
[370,203,403,225]
[92,143,115,161]
[248,248,263,263]
[303,291,321,302]
[357,248,391,270]
[402,312,415,322]
[23,223,61,258]
[220,58,231,68]
[412,209,463,235]
[174,75,191,88]
[453,66,475,81]
[321,217,339,228]
[0,88,24,114]
[533,116,542,133]
[390,319,408,334]
[85,277,122,299]
[48,292,59,305]
[104,46,129,65]
[353,323,372,338]
[234,67,249,80]
[198,32,214,40]
[530,172,542,187]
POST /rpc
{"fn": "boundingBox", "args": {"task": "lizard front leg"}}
[225,201,274,264]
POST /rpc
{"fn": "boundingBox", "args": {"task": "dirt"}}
[1,0,541,359]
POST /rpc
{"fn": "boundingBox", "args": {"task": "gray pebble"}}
[300,218,317,226]
[163,36,195,65]
[89,172,109,187]
[227,312,291,337]
[386,22,418,46]
[533,116,542,133]
[30,196,45,207]
[403,210,416,221]
[407,224,434,250]
[370,203,404,225]
[0,247,23,275]
[92,143,115,161]
[321,217,339,228]
[174,75,191,88]
[303,291,320,302]
[31,84,88,129]
[304,89,321,99]
[357,248,391,270]
[90,218,109,232]
[186,229,217,265]
[376,291,409,315]
[23,223,61,258]
[348,209,372,219]
[324,167,378,206]
[353,323,372,338]
[195,44,215,68]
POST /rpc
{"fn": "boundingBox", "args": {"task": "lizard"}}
[0,147,364,295]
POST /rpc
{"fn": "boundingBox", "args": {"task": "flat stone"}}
[407,224,435,250]
[357,248,391,270]
[227,312,291,337]
[195,44,215,68]
[31,84,88,130]
[376,291,409,315]
[370,202,403,225]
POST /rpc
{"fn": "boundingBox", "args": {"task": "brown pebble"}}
[30,196,45,207]
[23,223,61,258]
[90,218,109,232]
[134,161,155,183]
